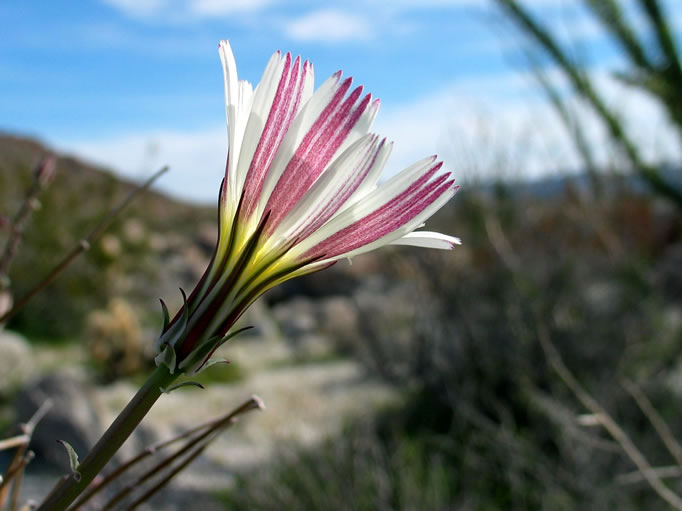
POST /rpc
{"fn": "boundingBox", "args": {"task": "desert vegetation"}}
[1,0,682,509]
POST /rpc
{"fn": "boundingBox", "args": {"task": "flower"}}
[155,40,460,375]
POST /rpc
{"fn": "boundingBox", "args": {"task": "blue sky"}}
[2,0,681,202]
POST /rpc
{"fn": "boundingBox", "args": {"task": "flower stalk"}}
[37,365,178,511]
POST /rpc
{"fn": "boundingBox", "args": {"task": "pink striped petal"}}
[241,55,310,219]
[271,134,390,244]
[302,164,454,260]
[263,83,373,230]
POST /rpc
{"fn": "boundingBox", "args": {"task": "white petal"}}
[336,138,392,209]
[328,97,380,171]
[234,50,284,205]
[220,40,253,218]
[390,231,461,249]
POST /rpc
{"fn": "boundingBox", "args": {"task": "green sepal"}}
[160,381,205,393]
[154,288,190,356]
[177,335,223,375]
[159,298,170,332]
[177,288,189,335]
[220,325,253,345]
[57,440,81,482]
[154,343,177,374]
[192,358,229,375]
[178,326,252,375]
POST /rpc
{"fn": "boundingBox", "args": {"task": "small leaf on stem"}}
[56,441,81,482]
[161,381,205,394]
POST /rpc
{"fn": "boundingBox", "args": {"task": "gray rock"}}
[14,371,105,470]
[271,297,340,359]
[320,296,359,339]
[0,329,36,395]
[272,297,318,340]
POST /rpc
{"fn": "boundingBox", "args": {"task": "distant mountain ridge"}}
[0,132,216,337]
[2,131,678,338]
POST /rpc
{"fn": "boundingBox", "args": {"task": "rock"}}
[0,329,35,395]
[320,296,359,339]
[14,371,105,470]
[0,289,12,318]
[272,297,318,339]
[271,297,336,360]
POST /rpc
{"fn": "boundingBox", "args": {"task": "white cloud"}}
[100,0,170,18]
[99,0,273,20]
[374,79,574,183]
[285,9,371,43]
[192,0,273,16]
[54,66,682,204]
[57,128,228,204]
[375,67,682,184]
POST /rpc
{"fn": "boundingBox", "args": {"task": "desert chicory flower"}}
[155,40,460,375]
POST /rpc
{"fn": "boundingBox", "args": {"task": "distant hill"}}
[0,132,216,338]
[2,131,677,340]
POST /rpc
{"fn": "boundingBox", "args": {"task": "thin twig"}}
[126,431,218,511]
[0,156,56,285]
[0,400,53,508]
[536,324,682,510]
[0,166,168,325]
[67,416,219,509]
[617,465,682,486]
[484,211,682,510]
[9,451,34,511]
[0,435,30,452]
[24,399,54,435]
[622,379,682,469]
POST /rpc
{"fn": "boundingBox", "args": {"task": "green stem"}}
[37,365,178,511]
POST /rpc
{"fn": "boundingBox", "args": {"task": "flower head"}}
[155,41,460,375]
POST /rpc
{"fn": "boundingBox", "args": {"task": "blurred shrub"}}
[224,419,460,511]
[0,135,215,341]
[85,298,149,381]
[225,179,682,509]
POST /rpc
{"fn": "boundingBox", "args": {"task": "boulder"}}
[14,371,105,470]
[0,329,35,395]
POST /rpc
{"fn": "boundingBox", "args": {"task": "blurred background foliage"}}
[1,0,682,509]
[226,0,682,509]
[0,135,214,341]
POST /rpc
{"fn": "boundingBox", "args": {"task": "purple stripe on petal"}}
[242,54,307,218]
[304,165,454,259]
[295,137,386,241]
[316,178,453,259]
[265,87,372,231]
[283,136,379,241]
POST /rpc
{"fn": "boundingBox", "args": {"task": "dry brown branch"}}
[617,466,682,486]
[0,400,53,510]
[483,210,682,510]
[68,395,263,511]
[0,436,30,452]
[622,379,682,469]
[535,324,682,510]
[0,156,56,285]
